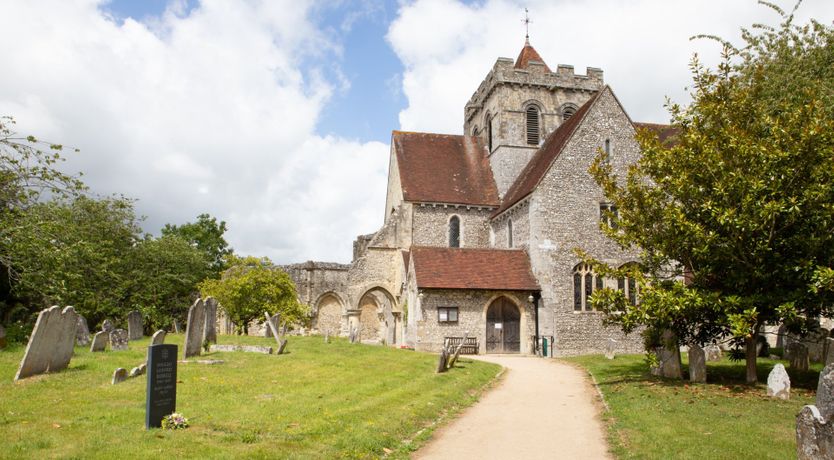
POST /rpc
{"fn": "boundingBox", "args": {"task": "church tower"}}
[463,39,605,198]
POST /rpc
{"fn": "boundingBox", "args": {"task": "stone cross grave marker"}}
[150,330,167,346]
[15,306,79,381]
[127,311,143,341]
[203,297,218,344]
[110,329,129,351]
[146,344,178,429]
[767,363,791,400]
[688,344,706,383]
[183,298,206,359]
[90,331,108,352]
[76,315,91,346]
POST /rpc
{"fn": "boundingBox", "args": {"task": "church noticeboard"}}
[146,344,177,429]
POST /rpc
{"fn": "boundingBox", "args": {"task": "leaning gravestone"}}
[0,323,6,349]
[75,315,91,347]
[146,344,178,429]
[767,363,791,400]
[789,342,810,371]
[102,319,114,333]
[689,344,707,383]
[183,298,206,359]
[605,338,617,360]
[436,348,449,373]
[112,368,128,385]
[110,329,129,351]
[150,330,167,346]
[203,297,218,344]
[90,331,108,352]
[264,312,281,343]
[705,344,723,362]
[127,311,143,341]
[15,306,79,381]
[796,365,834,459]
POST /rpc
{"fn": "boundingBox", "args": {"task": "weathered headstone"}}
[789,342,810,371]
[796,365,834,459]
[183,298,206,359]
[705,344,722,362]
[0,323,6,349]
[146,344,178,429]
[436,348,449,373]
[90,331,108,352]
[277,339,288,355]
[203,297,218,344]
[75,315,91,346]
[14,306,79,381]
[263,312,280,339]
[110,329,129,351]
[825,338,834,367]
[209,344,273,354]
[605,338,617,360]
[150,330,167,346]
[688,344,706,383]
[127,311,143,341]
[767,363,790,400]
[112,368,127,384]
[651,330,682,379]
[102,319,114,333]
[130,364,146,378]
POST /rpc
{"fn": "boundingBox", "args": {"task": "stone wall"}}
[412,205,493,249]
[491,200,531,250]
[413,288,536,354]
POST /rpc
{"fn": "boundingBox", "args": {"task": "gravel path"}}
[413,355,612,460]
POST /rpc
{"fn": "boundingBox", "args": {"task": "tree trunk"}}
[745,331,758,385]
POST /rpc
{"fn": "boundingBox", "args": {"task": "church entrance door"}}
[486,297,520,353]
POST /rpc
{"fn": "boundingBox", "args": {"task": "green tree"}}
[162,213,232,276]
[199,256,304,334]
[588,5,834,383]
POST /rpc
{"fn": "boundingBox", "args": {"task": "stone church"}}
[281,39,673,356]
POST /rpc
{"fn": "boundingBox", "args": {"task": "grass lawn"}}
[565,353,822,460]
[0,334,499,459]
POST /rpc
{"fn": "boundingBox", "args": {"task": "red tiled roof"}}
[514,41,551,72]
[493,90,602,217]
[393,131,499,207]
[411,247,540,291]
[633,122,680,146]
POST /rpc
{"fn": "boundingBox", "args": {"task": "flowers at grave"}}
[161,412,190,430]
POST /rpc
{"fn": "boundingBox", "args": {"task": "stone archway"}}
[357,287,399,345]
[486,297,521,353]
[313,293,343,336]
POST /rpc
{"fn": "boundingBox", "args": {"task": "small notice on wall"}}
[494,323,503,329]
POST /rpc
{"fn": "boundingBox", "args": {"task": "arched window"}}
[617,263,640,307]
[449,215,460,248]
[573,263,601,312]
[507,218,514,248]
[563,106,576,121]
[526,105,540,145]
[487,116,494,152]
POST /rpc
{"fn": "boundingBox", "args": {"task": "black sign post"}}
[146,343,177,429]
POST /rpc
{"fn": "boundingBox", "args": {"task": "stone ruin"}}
[796,364,834,459]
[15,306,79,381]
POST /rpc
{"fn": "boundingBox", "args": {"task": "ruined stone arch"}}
[355,286,401,345]
[312,291,345,336]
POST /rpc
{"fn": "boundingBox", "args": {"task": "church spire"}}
[514,9,550,73]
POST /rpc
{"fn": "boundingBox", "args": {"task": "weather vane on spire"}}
[522,7,531,44]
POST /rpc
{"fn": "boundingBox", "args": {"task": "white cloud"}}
[0,0,389,264]
[388,0,834,133]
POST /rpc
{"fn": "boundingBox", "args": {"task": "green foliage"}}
[162,213,232,276]
[200,256,306,333]
[586,5,834,376]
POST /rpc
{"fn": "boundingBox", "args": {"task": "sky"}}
[1,0,832,264]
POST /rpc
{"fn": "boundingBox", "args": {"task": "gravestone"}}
[264,312,281,343]
[796,365,834,459]
[825,338,834,367]
[277,339,288,355]
[324,332,330,344]
[173,319,181,334]
[651,330,682,379]
[127,311,143,341]
[110,329,129,351]
[102,319,114,333]
[767,363,791,400]
[705,344,723,362]
[789,342,810,371]
[688,344,706,383]
[150,330,167,346]
[112,368,127,384]
[183,298,206,359]
[203,297,218,344]
[436,348,449,373]
[0,323,6,349]
[146,344,178,429]
[75,316,91,346]
[90,331,108,352]
[209,344,273,354]
[130,363,146,378]
[605,338,617,360]
[15,306,79,381]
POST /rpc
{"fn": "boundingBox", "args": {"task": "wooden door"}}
[486,297,521,353]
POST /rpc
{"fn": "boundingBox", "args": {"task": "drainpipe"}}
[529,292,541,354]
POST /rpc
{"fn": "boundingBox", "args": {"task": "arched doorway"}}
[357,287,400,345]
[486,297,521,353]
[313,294,342,336]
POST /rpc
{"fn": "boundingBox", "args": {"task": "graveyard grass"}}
[566,353,822,460]
[0,335,499,459]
